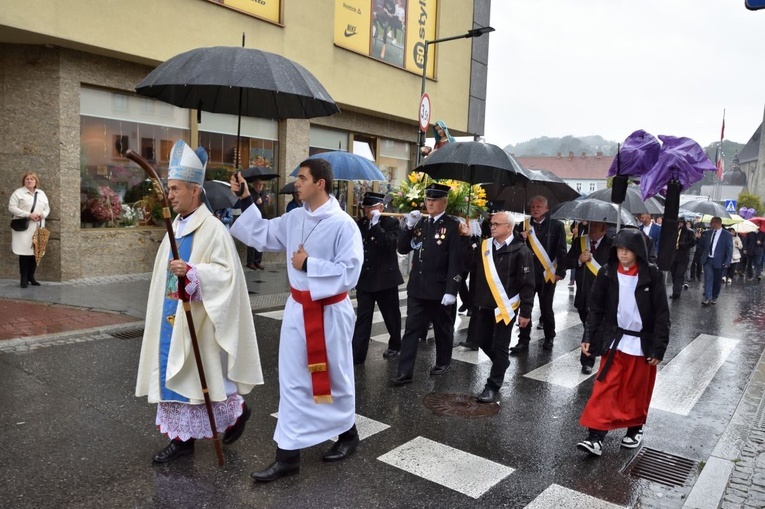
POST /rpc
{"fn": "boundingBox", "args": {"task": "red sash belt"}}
[290,287,348,404]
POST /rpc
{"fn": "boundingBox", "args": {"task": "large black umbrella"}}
[552,198,639,227]
[682,198,731,219]
[279,181,296,194]
[202,180,238,210]
[587,186,664,215]
[241,166,279,182]
[416,141,528,187]
[487,167,580,213]
[136,45,339,169]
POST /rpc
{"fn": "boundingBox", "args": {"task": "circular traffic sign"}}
[419,93,431,132]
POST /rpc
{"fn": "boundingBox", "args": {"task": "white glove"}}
[406,210,422,228]
[441,294,457,306]
[370,209,381,226]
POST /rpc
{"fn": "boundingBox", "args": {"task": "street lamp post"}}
[416,26,495,165]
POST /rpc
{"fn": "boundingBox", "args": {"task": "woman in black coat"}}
[576,228,670,457]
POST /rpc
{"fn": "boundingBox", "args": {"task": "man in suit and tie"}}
[702,216,733,306]
[352,192,405,364]
[564,221,612,374]
[639,214,661,258]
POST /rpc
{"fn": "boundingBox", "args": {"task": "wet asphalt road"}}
[1,275,764,508]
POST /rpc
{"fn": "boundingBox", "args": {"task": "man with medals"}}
[352,192,404,363]
[136,140,263,463]
[469,211,535,402]
[564,221,612,374]
[390,183,462,385]
[230,158,364,482]
[511,195,568,352]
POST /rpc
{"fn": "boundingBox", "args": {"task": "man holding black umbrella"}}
[511,195,568,352]
[352,192,404,363]
[564,221,612,374]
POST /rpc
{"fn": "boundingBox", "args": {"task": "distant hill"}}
[504,136,619,157]
[505,136,745,169]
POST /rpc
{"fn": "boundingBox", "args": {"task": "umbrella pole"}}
[617,203,622,233]
[125,150,225,467]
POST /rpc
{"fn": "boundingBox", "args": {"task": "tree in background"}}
[738,192,764,216]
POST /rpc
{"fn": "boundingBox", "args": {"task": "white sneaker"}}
[621,430,643,449]
[576,439,602,456]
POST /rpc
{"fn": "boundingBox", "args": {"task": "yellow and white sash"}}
[580,234,602,277]
[525,219,557,283]
[481,239,521,325]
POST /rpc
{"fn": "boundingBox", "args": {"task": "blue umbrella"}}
[290,151,386,181]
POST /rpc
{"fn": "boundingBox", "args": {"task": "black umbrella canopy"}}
[682,198,731,219]
[552,198,639,227]
[202,180,238,210]
[279,181,296,194]
[587,186,664,215]
[241,166,279,182]
[136,47,340,120]
[487,167,580,213]
[416,141,528,187]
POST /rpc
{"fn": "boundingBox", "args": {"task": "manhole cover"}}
[111,328,144,340]
[422,392,500,418]
[624,448,696,487]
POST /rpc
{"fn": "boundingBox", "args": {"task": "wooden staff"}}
[379,212,407,217]
[125,149,225,467]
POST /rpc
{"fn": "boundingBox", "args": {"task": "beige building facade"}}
[0,0,491,280]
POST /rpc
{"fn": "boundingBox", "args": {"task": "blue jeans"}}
[703,258,722,301]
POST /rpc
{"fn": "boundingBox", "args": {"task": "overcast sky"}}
[483,0,765,148]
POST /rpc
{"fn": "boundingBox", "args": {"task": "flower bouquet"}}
[85,185,122,225]
[442,179,488,219]
[390,171,431,213]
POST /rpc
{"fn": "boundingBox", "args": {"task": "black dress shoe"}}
[322,434,359,462]
[542,339,554,350]
[389,374,413,385]
[382,349,399,359]
[536,323,544,330]
[28,279,40,286]
[477,387,498,403]
[509,343,529,354]
[458,304,468,313]
[251,461,299,482]
[669,294,680,299]
[458,341,479,351]
[152,440,195,463]
[581,365,593,375]
[222,403,251,445]
[429,364,450,375]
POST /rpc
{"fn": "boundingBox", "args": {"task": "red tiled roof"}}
[515,154,614,180]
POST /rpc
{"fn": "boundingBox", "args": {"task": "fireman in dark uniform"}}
[564,220,612,374]
[510,195,568,353]
[390,183,462,385]
[352,192,404,364]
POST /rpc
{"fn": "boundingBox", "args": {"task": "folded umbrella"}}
[33,225,50,266]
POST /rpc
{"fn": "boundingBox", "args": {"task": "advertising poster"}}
[334,0,437,78]
[206,0,281,24]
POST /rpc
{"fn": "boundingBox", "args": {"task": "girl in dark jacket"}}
[576,228,670,457]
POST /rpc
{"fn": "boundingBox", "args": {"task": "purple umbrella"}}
[640,135,716,200]
[608,130,661,178]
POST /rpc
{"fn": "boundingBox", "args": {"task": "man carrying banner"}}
[564,221,612,374]
[511,195,568,353]
[230,158,363,482]
[470,211,535,402]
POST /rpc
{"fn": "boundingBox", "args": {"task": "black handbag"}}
[10,192,37,231]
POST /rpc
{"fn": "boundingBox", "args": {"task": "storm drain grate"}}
[624,448,696,487]
[422,393,500,419]
[111,328,145,340]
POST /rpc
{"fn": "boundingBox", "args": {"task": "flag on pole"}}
[716,145,724,181]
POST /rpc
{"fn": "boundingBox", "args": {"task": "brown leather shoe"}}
[246,263,258,270]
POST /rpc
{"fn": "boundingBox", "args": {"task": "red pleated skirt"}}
[580,349,657,431]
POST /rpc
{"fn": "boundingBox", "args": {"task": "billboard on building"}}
[205,0,281,24]
[334,0,437,78]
